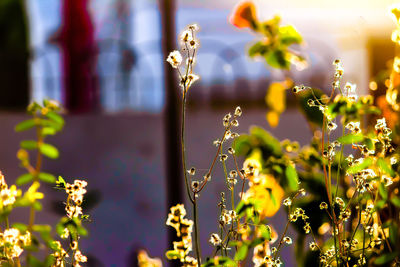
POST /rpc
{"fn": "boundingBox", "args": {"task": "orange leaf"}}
[229,1,258,29]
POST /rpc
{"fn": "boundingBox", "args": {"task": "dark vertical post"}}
[0,0,29,110]
[159,0,183,266]
[60,0,98,113]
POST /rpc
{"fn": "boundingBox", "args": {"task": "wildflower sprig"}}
[165,204,197,266]
[291,61,399,266]
[166,24,248,266]
[0,100,90,267]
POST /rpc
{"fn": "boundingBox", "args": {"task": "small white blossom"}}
[166,50,182,68]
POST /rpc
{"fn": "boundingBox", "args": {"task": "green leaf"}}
[377,158,395,176]
[56,176,66,187]
[378,183,388,200]
[265,49,290,69]
[41,119,63,131]
[259,225,271,241]
[235,201,252,217]
[20,140,38,150]
[32,224,51,233]
[249,126,283,157]
[233,135,251,156]
[42,127,57,136]
[337,134,364,144]
[76,225,88,236]
[374,252,399,265]
[375,199,386,210]
[364,138,375,150]
[285,165,299,191]
[39,143,59,159]
[165,250,181,260]
[267,188,277,207]
[234,243,248,261]
[38,173,56,183]
[250,237,264,247]
[45,111,64,126]
[12,223,28,232]
[27,255,43,267]
[44,255,56,267]
[15,119,36,132]
[297,89,324,127]
[279,25,302,46]
[248,41,269,57]
[202,257,236,267]
[391,197,400,208]
[33,201,42,211]
[347,157,373,174]
[16,173,34,186]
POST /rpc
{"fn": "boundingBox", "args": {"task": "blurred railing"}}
[30,36,334,112]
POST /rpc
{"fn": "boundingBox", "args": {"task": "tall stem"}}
[27,120,43,266]
[181,94,194,204]
[28,125,43,230]
[181,91,200,265]
[193,197,201,266]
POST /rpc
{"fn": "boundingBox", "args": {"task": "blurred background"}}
[0,0,398,266]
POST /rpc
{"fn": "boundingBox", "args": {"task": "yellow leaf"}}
[265,82,286,113]
[266,111,280,128]
[243,174,284,218]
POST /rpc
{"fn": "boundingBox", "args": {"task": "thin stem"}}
[273,218,291,259]
[28,120,43,231]
[193,197,202,266]
[181,94,194,204]
[196,127,231,193]
[26,118,44,267]
[220,144,231,190]
[232,152,246,201]
[335,126,346,198]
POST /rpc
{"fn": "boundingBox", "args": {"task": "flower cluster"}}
[165,204,197,266]
[0,228,31,260]
[214,107,242,149]
[51,241,68,267]
[253,242,280,267]
[52,240,88,267]
[166,24,200,95]
[137,250,162,267]
[0,172,18,209]
[64,180,87,218]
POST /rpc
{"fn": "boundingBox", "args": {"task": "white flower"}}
[180,30,193,43]
[283,198,292,206]
[327,121,337,132]
[394,56,400,73]
[166,50,182,68]
[181,73,200,88]
[188,24,199,31]
[283,236,292,244]
[345,82,358,101]
[209,233,222,246]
